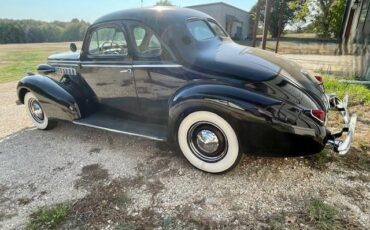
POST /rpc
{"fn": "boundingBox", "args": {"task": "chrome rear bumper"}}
[326,94,357,155]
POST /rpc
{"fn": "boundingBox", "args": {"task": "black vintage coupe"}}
[17,7,357,173]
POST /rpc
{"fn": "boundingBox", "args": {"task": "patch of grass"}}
[117,193,131,207]
[267,214,286,230]
[115,223,136,230]
[359,142,369,151]
[324,77,370,106]
[348,174,370,182]
[160,217,174,230]
[305,199,341,230]
[26,203,71,230]
[309,149,338,170]
[266,198,360,230]
[0,42,80,83]
[342,150,370,172]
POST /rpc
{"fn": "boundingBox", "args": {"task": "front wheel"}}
[177,111,242,173]
[24,92,56,130]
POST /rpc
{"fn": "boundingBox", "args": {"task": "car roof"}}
[93,6,212,34]
[94,6,211,31]
[93,7,223,67]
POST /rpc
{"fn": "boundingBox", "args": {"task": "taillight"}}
[314,74,323,83]
[311,109,326,122]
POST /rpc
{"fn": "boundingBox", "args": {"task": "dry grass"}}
[238,40,340,55]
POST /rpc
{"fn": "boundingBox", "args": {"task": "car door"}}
[79,22,138,117]
[127,22,187,124]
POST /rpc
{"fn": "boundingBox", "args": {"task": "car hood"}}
[48,52,80,62]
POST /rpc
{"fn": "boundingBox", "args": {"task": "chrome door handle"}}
[120,69,132,73]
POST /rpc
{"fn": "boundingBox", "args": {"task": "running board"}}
[73,113,167,141]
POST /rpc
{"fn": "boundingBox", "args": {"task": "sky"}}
[0,0,257,23]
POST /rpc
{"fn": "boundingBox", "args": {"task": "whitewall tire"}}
[24,92,55,130]
[178,111,242,173]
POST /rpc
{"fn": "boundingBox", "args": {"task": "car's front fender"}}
[17,75,80,121]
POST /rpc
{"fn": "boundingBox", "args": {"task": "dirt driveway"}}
[0,81,369,229]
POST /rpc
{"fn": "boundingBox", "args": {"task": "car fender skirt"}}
[17,75,80,121]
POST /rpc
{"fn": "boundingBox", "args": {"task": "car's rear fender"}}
[168,83,283,141]
[167,83,327,154]
[17,75,81,121]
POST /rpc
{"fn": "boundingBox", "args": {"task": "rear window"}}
[208,20,228,37]
[186,20,215,41]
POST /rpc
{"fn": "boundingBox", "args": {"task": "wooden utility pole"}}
[261,0,272,50]
[252,0,261,47]
[275,0,286,53]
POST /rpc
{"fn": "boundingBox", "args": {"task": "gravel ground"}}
[0,82,32,139]
[0,81,369,229]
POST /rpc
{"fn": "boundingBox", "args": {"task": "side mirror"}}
[37,64,56,75]
[70,43,77,52]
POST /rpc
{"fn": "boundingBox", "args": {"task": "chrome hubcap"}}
[196,130,219,153]
[28,99,44,123]
[188,122,228,163]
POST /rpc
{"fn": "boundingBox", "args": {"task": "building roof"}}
[187,2,250,15]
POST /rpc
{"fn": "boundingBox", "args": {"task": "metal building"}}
[187,2,251,40]
[342,0,370,79]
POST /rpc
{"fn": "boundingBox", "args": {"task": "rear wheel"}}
[177,111,242,173]
[24,92,56,130]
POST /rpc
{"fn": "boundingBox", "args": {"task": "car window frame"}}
[186,18,230,42]
[207,19,229,38]
[186,18,217,41]
[83,22,132,60]
[123,19,176,62]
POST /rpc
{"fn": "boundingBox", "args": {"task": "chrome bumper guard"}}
[326,94,357,155]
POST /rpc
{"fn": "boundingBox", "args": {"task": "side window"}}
[133,27,146,47]
[88,27,128,57]
[187,20,215,41]
[132,25,162,58]
[149,35,161,50]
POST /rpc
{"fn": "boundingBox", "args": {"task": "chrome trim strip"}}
[49,63,79,67]
[48,60,79,64]
[81,64,132,68]
[133,64,182,68]
[49,60,182,68]
[72,121,165,141]
[81,64,182,68]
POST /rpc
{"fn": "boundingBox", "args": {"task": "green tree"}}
[329,0,346,37]
[0,19,90,44]
[289,0,347,38]
[250,0,295,38]
[288,0,310,31]
[155,0,173,6]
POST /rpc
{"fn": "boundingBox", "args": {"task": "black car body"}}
[17,7,357,173]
